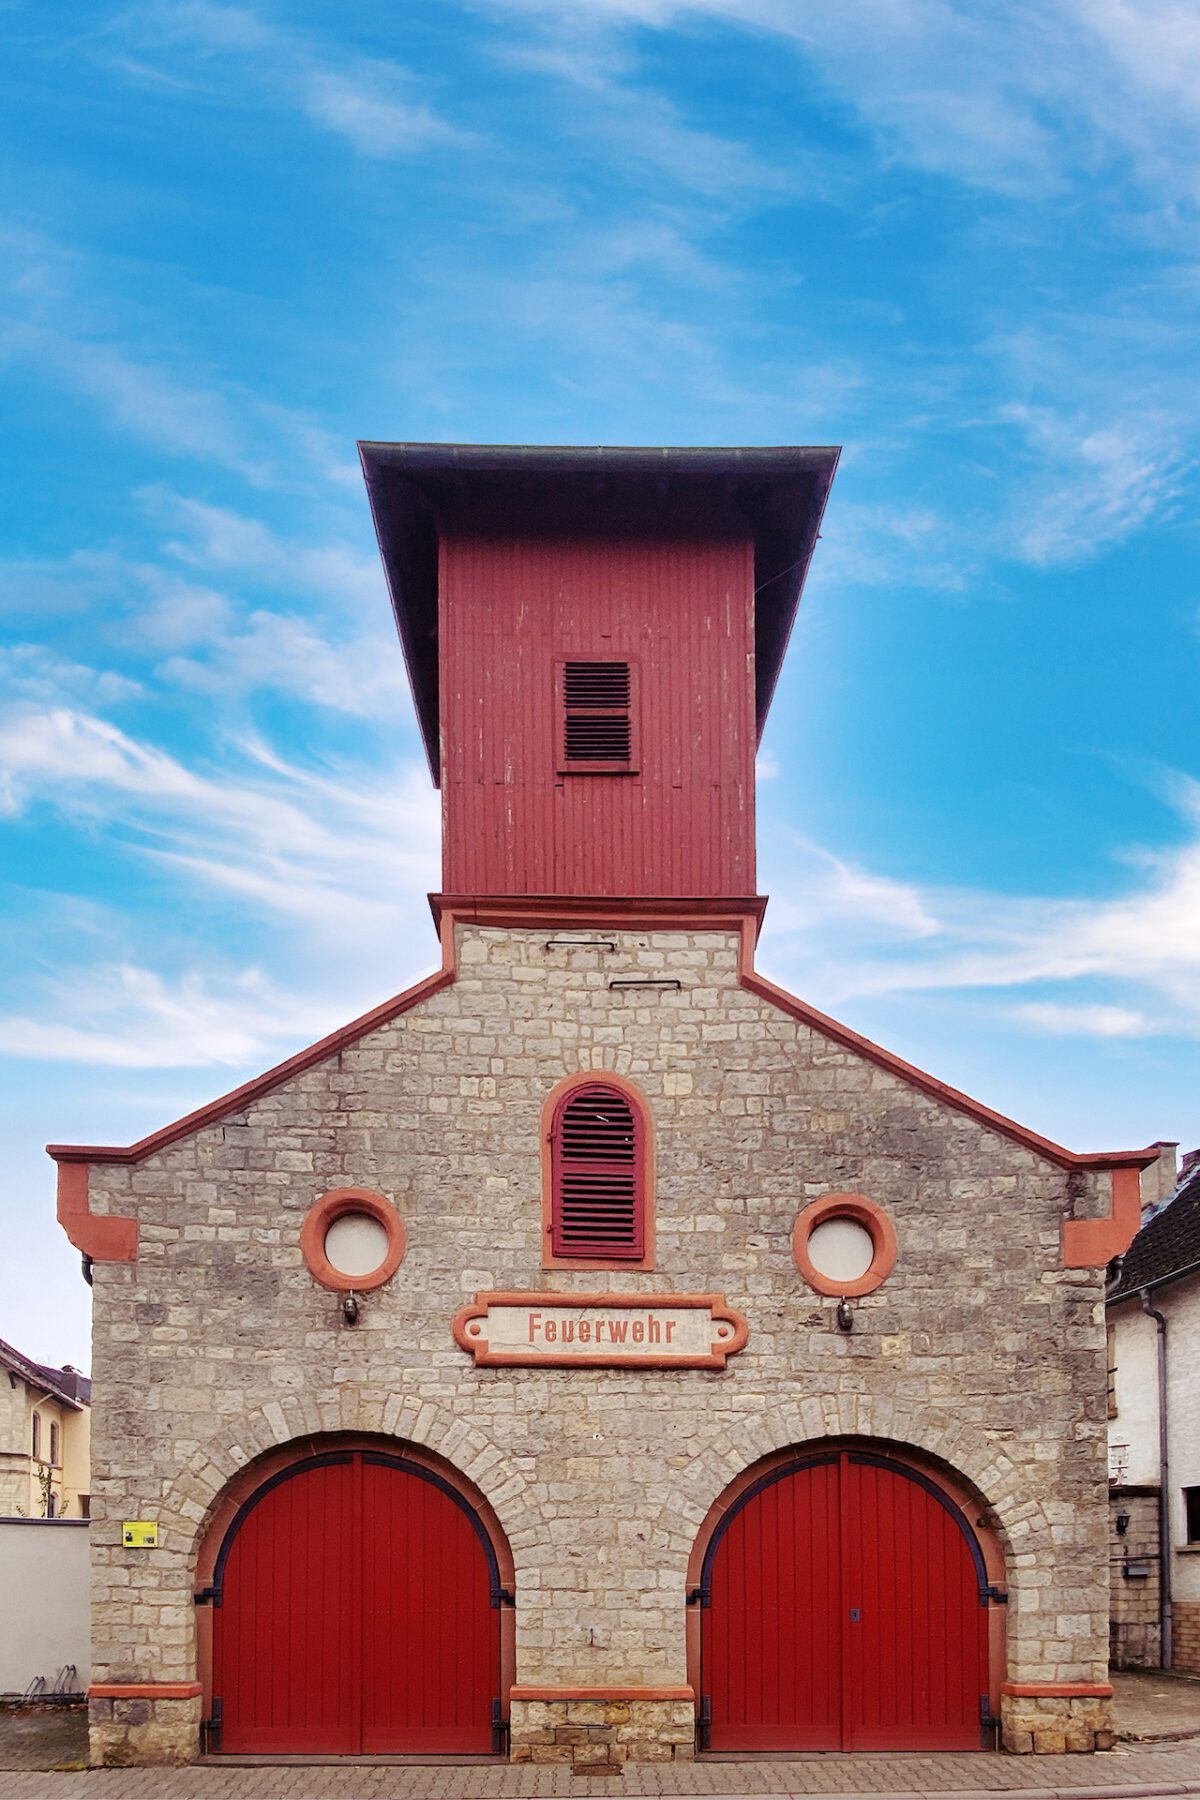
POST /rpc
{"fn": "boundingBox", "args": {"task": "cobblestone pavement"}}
[4,1690,1200,1800]
[0,1742,1199,1800]
[1114,1672,1200,1743]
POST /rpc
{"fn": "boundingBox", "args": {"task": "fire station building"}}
[51,444,1155,1767]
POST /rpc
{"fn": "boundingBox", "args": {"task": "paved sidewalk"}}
[1114,1672,1200,1744]
[4,1677,1200,1799]
[1,1742,1200,1800]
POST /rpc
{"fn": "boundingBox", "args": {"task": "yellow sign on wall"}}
[122,1521,158,1547]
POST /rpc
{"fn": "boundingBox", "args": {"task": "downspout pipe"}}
[1141,1289,1172,1669]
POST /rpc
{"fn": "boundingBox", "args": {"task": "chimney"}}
[1142,1141,1180,1216]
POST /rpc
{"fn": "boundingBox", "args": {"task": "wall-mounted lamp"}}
[836,1298,853,1333]
[1115,1508,1130,1537]
[341,1291,360,1326]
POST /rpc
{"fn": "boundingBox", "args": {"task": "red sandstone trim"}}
[792,1193,898,1297]
[510,1686,693,1702]
[453,1291,749,1370]
[56,1161,137,1263]
[299,1188,406,1293]
[1062,1165,1142,1270]
[89,1683,202,1700]
[540,1071,655,1272]
[428,892,768,937]
[1001,1682,1113,1698]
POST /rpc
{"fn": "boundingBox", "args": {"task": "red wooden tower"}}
[359,443,839,902]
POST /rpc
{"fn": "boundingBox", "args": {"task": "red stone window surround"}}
[542,1073,654,1271]
[300,1188,406,1292]
[792,1192,898,1297]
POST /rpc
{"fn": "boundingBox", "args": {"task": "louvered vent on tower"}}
[551,1082,644,1259]
[560,661,636,770]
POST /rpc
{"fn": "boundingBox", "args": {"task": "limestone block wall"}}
[80,924,1114,1762]
[1107,1489,1161,1668]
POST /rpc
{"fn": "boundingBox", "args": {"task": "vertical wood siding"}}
[214,1453,497,1754]
[439,534,756,896]
[704,1452,989,1752]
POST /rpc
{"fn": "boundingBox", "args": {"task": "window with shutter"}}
[544,1077,652,1266]
[558,660,638,773]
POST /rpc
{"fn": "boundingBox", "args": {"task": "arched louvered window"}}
[546,1079,650,1264]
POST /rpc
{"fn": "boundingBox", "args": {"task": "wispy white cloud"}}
[760,783,1200,1036]
[110,2,473,159]
[0,705,439,924]
[486,0,1200,203]
[0,702,442,1067]
[1012,1001,1154,1037]
[0,495,404,721]
[140,488,383,610]
[0,965,331,1070]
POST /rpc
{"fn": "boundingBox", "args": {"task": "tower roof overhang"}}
[358,441,840,784]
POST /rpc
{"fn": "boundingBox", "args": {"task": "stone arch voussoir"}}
[682,1393,1049,1576]
[160,1387,532,1561]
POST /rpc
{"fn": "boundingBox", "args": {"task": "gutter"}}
[1140,1289,1172,1670]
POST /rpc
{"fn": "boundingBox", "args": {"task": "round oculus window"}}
[323,1212,391,1280]
[805,1216,875,1285]
[792,1193,897,1297]
[300,1188,405,1292]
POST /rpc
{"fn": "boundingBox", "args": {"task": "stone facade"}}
[81,923,1118,1764]
[1107,1489,1161,1669]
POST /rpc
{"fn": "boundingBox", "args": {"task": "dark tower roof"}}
[358,442,839,784]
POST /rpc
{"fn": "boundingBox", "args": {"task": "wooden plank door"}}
[702,1451,990,1753]
[841,1454,988,1750]
[213,1451,498,1754]
[359,1455,497,1752]
[704,1455,842,1750]
[215,1454,358,1753]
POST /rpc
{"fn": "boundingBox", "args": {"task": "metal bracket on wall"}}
[984,1586,1008,1605]
[491,1697,509,1755]
[608,977,682,990]
[200,1697,222,1754]
[193,1586,216,1606]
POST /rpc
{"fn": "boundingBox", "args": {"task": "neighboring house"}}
[1108,1148,1200,1674]
[0,1336,91,1520]
[52,443,1156,1768]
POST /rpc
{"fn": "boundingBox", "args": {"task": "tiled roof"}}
[1109,1158,1200,1302]
[0,1336,90,1408]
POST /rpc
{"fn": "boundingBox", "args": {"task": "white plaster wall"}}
[0,1520,90,1695]
[1164,1277,1200,1604]
[1109,1305,1159,1486]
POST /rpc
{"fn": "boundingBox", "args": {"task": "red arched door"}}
[702,1450,992,1752]
[212,1451,500,1753]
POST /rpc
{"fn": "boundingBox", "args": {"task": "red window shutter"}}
[552,1084,644,1260]
[561,661,635,769]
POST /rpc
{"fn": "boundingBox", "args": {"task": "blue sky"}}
[2,0,1199,1370]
